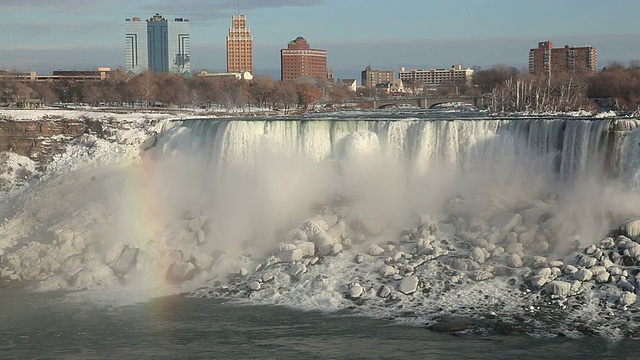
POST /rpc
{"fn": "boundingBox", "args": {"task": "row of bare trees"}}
[5,62,640,113]
[473,62,640,113]
[1,70,357,112]
[484,72,589,113]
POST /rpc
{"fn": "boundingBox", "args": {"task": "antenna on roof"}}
[237,0,240,15]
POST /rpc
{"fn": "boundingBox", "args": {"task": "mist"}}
[120,117,640,267]
[5,115,640,293]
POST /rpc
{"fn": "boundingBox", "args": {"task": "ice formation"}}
[3,110,640,338]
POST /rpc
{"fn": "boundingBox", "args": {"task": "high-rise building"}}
[125,17,148,74]
[280,37,327,82]
[226,14,254,74]
[125,14,191,76]
[528,41,597,75]
[361,65,395,88]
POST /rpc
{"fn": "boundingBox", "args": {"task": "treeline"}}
[473,62,640,113]
[0,70,357,112]
[4,62,640,113]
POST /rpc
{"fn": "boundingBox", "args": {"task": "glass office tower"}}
[125,14,190,76]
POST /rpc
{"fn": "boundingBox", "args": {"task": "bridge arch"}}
[427,100,476,109]
[371,95,487,109]
[375,98,421,109]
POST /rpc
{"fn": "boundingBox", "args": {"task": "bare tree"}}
[33,82,59,104]
[126,72,159,107]
[296,82,323,110]
[328,83,352,107]
[248,74,276,109]
[156,73,189,107]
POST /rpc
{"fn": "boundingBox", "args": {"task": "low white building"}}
[196,70,253,80]
[337,78,357,92]
[375,79,405,93]
[399,64,473,86]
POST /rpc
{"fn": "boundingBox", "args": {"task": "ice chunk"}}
[619,218,640,240]
[398,275,418,295]
[166,261,196,284]
[545,280,572,297]
[108,246,139,274]
[381,265,399,277]
[348,282,364,298]
[313,233,336,256]
[249,281,261,291]
[377,284,391,298]
[353,218,386,236]
[295,241,315,257]
[470,247,486,264]
[491,213,522,235]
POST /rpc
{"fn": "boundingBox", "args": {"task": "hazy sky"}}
[1,0,640,80]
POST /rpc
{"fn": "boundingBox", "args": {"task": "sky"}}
[1,0,640,81]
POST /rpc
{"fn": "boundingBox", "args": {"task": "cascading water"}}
[155,116,639,184]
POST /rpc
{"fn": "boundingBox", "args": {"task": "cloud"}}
[0,0,130,13]
[139,0,324,21]
[0,0,324,23]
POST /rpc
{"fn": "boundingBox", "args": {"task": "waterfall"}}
[153,117,640,185]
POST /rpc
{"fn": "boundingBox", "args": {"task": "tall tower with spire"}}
[226,12,254,74]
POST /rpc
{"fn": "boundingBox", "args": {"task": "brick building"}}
[226,14,254,74]
[528,41,597,75]
[361,65,395,88]
[280,37,327,81]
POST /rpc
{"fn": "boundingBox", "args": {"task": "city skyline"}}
[2,0,640,80]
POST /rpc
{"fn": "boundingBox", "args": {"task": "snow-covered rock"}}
[573,269,593,282]
[279,249,303,263]
[620,292,637,307]
[491,213,522,236]
[368,244,386,256]
[506,254,523,268]
[470,247,486,264]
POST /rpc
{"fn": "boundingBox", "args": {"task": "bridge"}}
[370,95,489,109]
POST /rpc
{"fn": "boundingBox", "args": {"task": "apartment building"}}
[399,64,474,85]
[528,41,597,75]
[361,65,395,88]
